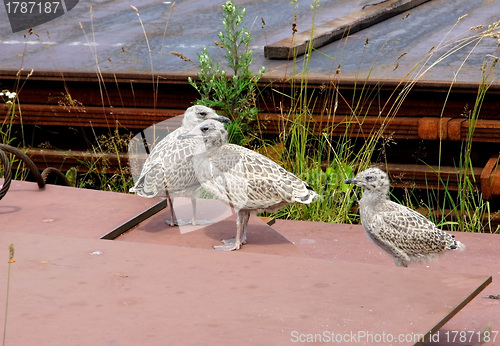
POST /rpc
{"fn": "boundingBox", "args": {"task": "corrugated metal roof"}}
[0,0,498,82]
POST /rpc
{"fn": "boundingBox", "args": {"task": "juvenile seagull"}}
[180,119,319,251]
[344,167,464,267]
[130,105,231,226]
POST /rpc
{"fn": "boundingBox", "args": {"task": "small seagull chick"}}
[180,119,319,251]
[344,167,464,267]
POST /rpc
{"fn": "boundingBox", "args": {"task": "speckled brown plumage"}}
[344,167,465,267]
[180,119,319,250]
[130,105,230,225]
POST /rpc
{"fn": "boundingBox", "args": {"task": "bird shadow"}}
[200,217,292,247]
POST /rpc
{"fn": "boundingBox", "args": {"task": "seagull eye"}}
[366,175,374,181]
[199,112,207,117]
[201,126,209,132]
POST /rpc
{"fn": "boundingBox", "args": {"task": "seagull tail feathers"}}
[295,184,320,204]
[453,240,466,251]
[448,240,466,251]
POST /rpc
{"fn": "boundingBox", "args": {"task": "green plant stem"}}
[3,244,14,346]
[2,262,11,346]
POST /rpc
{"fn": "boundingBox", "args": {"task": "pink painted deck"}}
[0,180,497,345]
[272,220,500,346]
[1,180,164,239]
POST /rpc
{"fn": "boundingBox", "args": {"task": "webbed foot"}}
[165,219,187,226]
[166,218,213,226]
[214,238,241,251]
[191,219,213,226]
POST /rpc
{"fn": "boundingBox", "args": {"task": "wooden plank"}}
[264,0,432,59]
[257,113,500,143]
[480,154,500,199]
[385,163,483,191]
[1,103,184,129]
[22,148,128,174]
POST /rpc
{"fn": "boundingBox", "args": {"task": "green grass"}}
[233,5,500,232]
[74,129,135,193]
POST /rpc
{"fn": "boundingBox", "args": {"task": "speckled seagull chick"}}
[130,105,231,226]
[180,119,319,251]
[344,167,464,267]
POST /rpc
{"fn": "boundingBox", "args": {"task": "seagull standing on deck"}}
[344,167,464,267]
[180,119,319,251]
[130,105,231,226]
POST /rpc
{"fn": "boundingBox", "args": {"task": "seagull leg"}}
[214,210,248,251]
[166,195,213,226]
[191,197,197,225]
[241,211,250,245]
[165,192,178,226]
[190,197,212,225]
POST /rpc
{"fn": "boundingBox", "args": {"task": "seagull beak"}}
[178,132,198,140]
[344,178,356,185]
[217,115,231,124]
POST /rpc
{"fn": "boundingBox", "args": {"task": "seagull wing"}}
[131,128,201,197]
[198,144,299,210]
[373,201,452,254]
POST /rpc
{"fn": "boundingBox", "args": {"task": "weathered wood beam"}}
[264,0,432,59]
